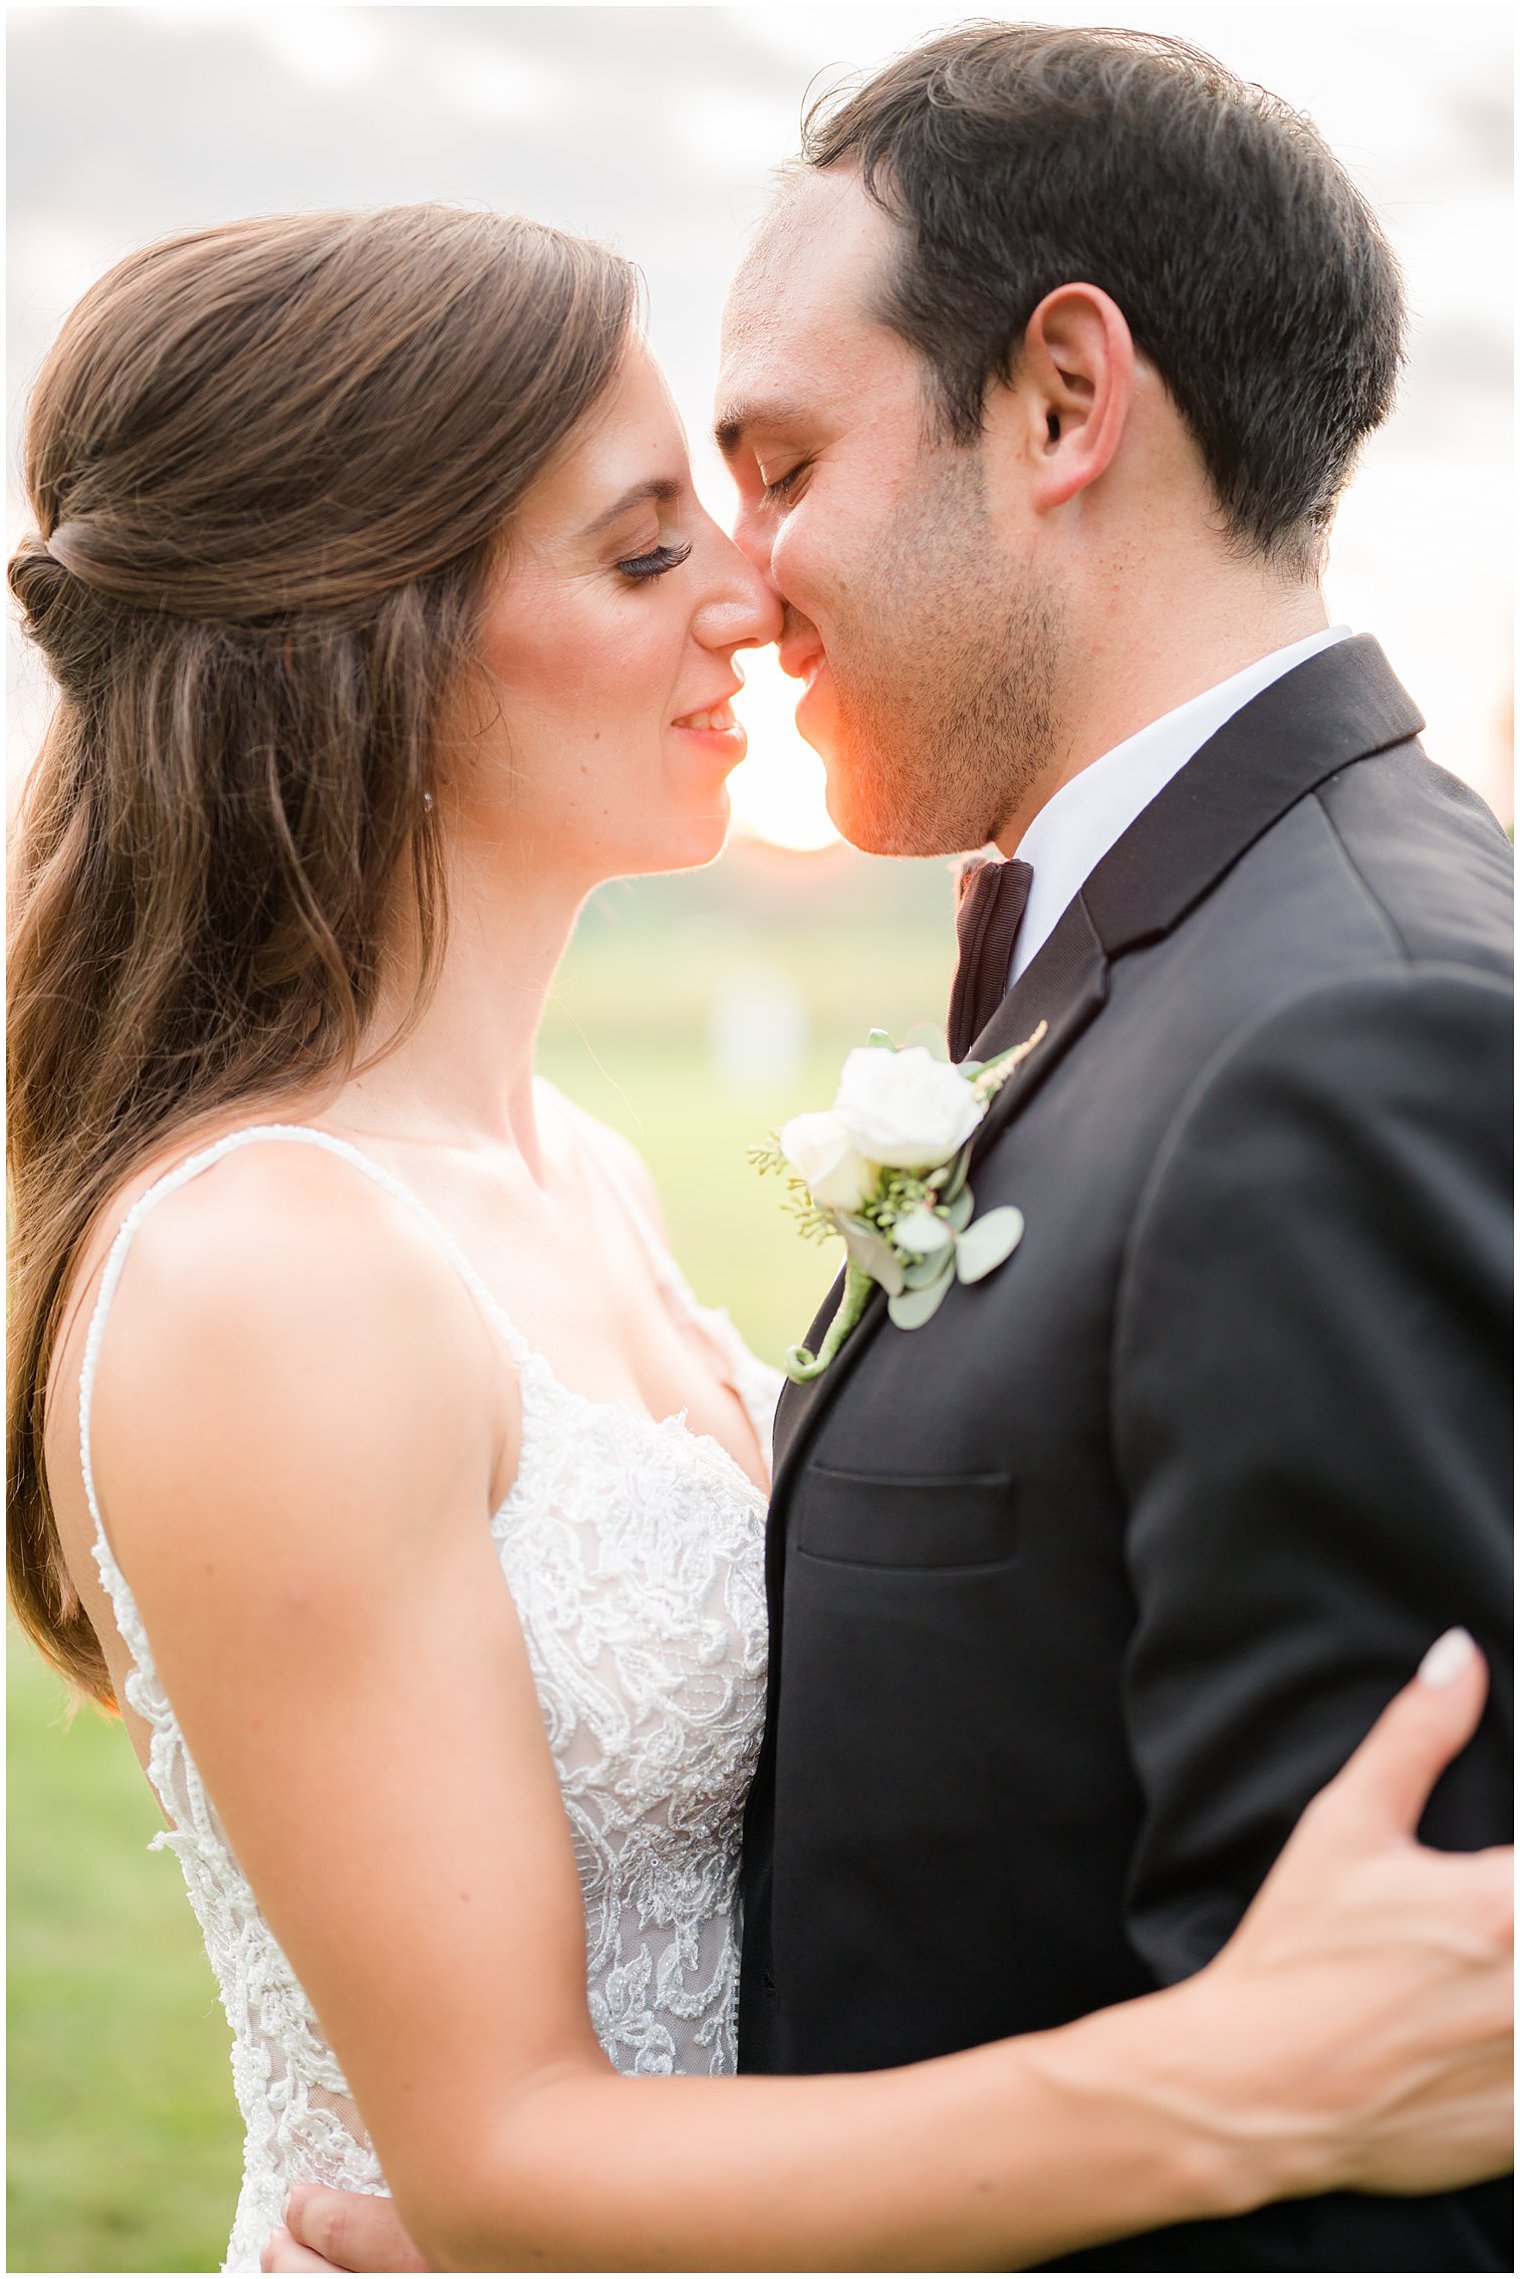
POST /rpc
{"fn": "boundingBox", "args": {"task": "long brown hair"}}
[8,204,637,1706]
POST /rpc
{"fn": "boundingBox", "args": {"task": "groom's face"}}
[717,167,1063,858]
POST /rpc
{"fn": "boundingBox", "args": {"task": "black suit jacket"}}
[736,639,1513,2270]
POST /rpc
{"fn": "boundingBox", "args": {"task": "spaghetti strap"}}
[79,1122,534,1565]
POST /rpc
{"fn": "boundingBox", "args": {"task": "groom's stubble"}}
[814,438,1067,861]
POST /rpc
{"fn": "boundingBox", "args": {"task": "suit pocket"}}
[794,1464,1018,1571]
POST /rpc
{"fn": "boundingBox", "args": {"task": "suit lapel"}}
[769,1264,887,1519]
[965,893,1109,1166]
[1081,632,1424,956]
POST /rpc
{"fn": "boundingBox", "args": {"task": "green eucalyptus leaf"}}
[937,1143,974,1206]
[942,1186,975,1232]
[899,1248,954,1289]
[888,1269,955,1330]
[892,1206,952,1255]
[840,1217,905,1297]
[955,1205,1025,1284]
[867,1028,896,1051]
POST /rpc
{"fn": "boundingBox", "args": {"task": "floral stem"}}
[973,1020,1049,1099]
[784,1262,875,1383]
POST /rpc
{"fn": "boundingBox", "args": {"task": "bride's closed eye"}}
[616,538,693,583]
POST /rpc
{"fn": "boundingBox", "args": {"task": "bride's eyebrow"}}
[577,477,682,541]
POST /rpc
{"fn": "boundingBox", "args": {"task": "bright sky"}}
[7,4,1513,844]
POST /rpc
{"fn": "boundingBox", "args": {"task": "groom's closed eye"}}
[761,460,812,507]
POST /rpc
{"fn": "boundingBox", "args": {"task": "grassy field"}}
[8,1635,245,2275]
[8,847,960,2273]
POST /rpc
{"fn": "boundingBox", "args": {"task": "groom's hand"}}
[261,2185,429,2273]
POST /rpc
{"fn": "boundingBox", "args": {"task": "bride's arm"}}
[93,1149,1511,2275]
[273,1648,1511,2278]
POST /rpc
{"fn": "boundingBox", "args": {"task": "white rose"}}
[834,1045,984,1171]
[778,1109,877,1213]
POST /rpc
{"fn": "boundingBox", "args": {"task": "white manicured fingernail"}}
[1418,1627,1476,1688]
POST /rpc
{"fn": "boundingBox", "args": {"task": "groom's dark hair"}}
[801,22,1405,573]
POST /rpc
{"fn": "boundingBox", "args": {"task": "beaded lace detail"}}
[80,1120,775,2273]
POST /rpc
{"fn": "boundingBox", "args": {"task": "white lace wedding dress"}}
[79,1117,777,2274]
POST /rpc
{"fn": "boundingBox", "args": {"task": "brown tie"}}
[947,857,1034,1063]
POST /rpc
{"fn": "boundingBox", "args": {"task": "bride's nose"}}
[693,529,783,655]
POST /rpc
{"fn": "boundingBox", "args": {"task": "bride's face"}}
[444,340,781,884]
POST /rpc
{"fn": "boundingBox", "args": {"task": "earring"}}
[422,790,434,812]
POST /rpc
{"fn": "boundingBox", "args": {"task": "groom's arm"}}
[1112,961,1512,2263]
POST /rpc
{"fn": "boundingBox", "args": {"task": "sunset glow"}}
[726,645,841,852]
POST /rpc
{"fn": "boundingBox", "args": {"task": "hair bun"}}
[9,529,71,612]
[43,521,91,578]
[8,529,103,696]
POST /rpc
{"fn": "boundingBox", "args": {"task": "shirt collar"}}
[1009,625,1351,984]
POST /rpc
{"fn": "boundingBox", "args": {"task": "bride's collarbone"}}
[488,1218,766,1487]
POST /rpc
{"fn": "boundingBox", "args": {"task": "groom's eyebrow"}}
[577,477,681,539]
[714,401,809,461]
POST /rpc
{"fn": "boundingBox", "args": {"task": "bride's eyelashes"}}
[615,538,694,584]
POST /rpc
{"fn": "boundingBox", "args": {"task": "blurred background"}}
[6,5,1512,2269]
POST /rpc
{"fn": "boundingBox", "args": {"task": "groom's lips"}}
[780,642,824,685]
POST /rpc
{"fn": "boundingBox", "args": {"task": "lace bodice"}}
[79,1119,777,2274]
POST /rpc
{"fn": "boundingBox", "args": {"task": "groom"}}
[713,26,1512,2270]
[278,23,1511,2272]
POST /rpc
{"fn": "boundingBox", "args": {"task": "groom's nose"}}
[728,493,780,586]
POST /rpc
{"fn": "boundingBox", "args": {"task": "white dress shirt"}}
[1008,626,1352,985]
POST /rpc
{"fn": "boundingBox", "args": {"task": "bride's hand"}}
[1166,1626,1512,2201]
[262,2186,425,2273]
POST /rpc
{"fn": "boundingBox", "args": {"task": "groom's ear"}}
[1004,284,1136,514]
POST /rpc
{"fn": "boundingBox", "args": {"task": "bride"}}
[8,206,1510,2274]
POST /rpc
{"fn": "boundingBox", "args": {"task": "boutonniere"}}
[751,1023,1048,1382]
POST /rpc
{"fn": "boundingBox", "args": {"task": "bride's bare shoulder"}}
[56,1128,506,1529]
[76,1128,467,1340]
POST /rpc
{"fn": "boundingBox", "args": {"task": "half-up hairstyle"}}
[9,204,637,1705]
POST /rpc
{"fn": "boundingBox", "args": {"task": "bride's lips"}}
[670,683,747,762]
